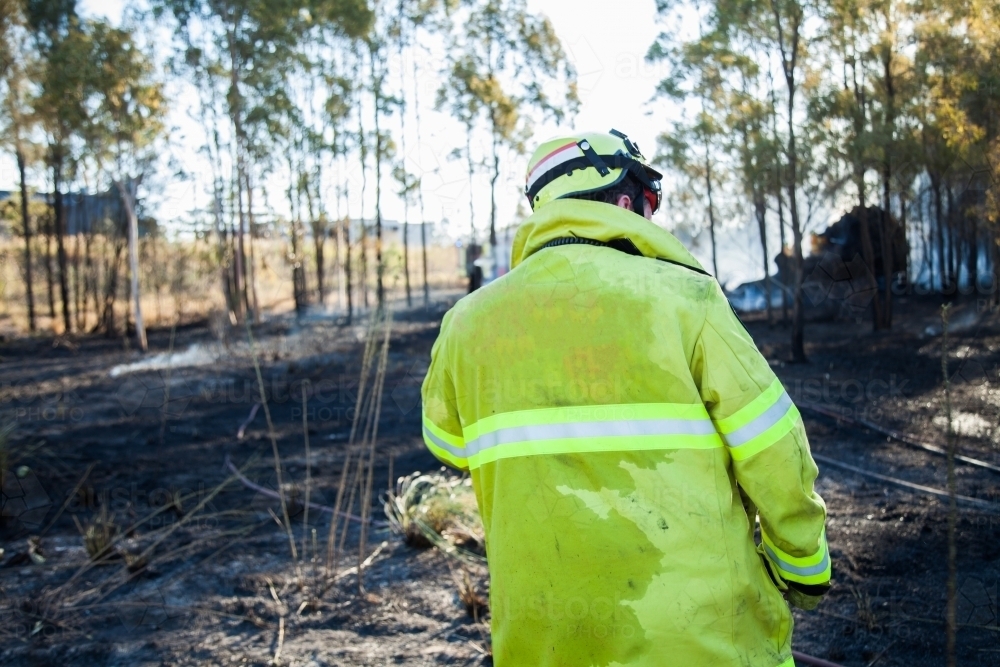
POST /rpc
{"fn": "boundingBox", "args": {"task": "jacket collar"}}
[510,199,706,271]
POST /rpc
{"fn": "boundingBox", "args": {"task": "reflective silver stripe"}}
[763,542,830,578]
[427,418,718,461]
[724,392,794,448]
[464,418,718,456]
[423,426,467,459]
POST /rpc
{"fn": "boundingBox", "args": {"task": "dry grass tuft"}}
[453,568,488,621]
[850,585,879,632]
[74,506,120,562]
[384,470,485,563]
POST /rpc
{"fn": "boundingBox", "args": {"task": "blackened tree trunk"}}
[771,0,807,362]
[931,173,946,291]
[371,49,385,309]
[754,195,773,326]
[44,207,55,318]
[856,187,884,330]
[946,184,957,289]
[17,149,36,331]
[52,154,71,333]
[704,150,719,278]
[344,217,353,323]
[964,208,977,292]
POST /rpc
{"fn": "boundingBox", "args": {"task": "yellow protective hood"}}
[510,198,705,272]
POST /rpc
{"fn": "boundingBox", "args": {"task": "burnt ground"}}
[1,291,999,666]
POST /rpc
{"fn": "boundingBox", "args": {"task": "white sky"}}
[1,0,789,287]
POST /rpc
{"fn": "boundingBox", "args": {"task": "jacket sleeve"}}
[421,311,469,471]
[691,287,831,602]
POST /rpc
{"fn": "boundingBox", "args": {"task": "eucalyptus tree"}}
[728,47,781,326]
[322,59,357,319]
[652,0,815,360]
[0,0,39,331]
[401,0,454,305]
[365,9,395,308]
[87,21,166,352]
[156,0,372,322]
[649,19,731,279]
[868,0,914,324]
[27,0,85,333]
[439,0,577,251]
[765,0,811,361]
[912,2,982,293]
[812,0,888,327]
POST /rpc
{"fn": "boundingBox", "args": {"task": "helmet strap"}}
[631,190,645,216]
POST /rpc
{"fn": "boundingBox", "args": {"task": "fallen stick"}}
[792,650,845,667]
[799,401,1000,475]
[273,616,285,666]
[811,453,1000,512]
[224,455,387,526]
[237,402,261,440]
[334,540,389,581]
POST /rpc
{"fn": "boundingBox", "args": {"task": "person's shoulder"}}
[636,257,720,307]
[438,274,514,338]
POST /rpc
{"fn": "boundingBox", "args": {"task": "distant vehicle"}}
[727,279,788,313]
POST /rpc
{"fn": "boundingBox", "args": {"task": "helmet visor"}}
[643,180,662,215]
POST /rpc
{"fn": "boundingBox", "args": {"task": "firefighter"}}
[421,129,830,666]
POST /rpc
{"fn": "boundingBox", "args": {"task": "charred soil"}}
[1,293,998,666]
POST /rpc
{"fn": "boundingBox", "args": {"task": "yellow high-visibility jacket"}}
[422,199,830,667]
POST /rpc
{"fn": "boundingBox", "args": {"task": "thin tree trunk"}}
[466,126,479,293]
[307,181,326,306]
[992,227,1000,307]
[84,229,96,332]
[244,166,260,322]
[965,207,977,292]
[233,158,247,322]
[359,106,369,312]
[44,207,55,319]
[856,186,883,330]
[946,184,957,289]
[931,173,946,291]
[489,127,499,251]
[413,53,430,306]
[371,49,385,309]
[344,216,353,323]
[117,180,147,352]
[17,148,35,331]
[769,78,789,325]
[880,40,895,328]
[771,0,807,362]
[849,49,883,330]
[704,150,719,278]
[101,234,125,336]
[73,231,83,331]
[755,196,773,326]
[289,158,305,316]
[53,155,72,333]
[398,17,412,306]
[228,31,247,324]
